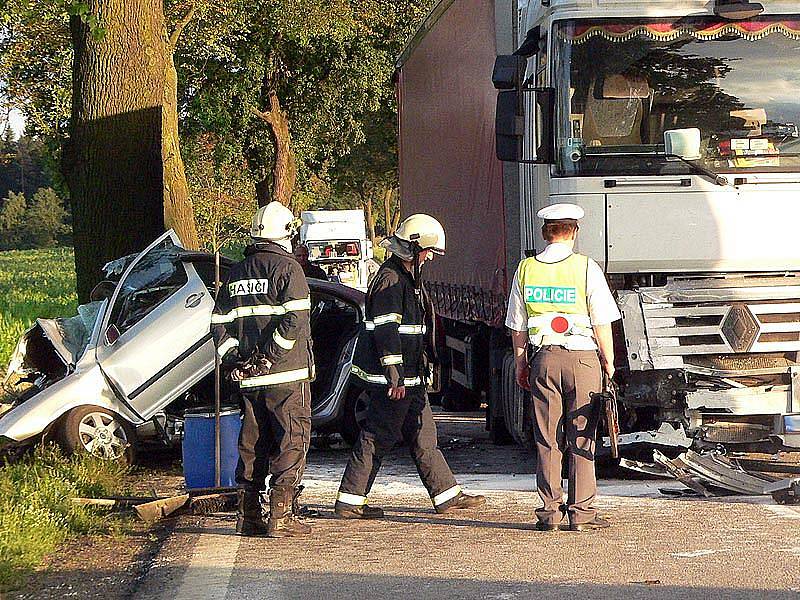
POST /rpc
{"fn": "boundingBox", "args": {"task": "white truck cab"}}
[495,0,800,450]
[299,210,375,292]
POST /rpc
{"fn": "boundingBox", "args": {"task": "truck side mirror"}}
[495,87,555,164]
[492,55,527,90]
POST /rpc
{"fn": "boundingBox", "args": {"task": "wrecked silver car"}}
[1,231,368,460]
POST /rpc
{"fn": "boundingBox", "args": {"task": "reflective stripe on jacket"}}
[351,256,431,390]
[517,253,593,347]
[211,241,314,388]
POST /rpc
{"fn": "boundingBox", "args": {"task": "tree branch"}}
[168,3,199,50]
[249,105,275,125]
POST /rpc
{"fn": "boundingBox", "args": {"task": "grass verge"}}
[0,247,77,367]
[0,444,128,589]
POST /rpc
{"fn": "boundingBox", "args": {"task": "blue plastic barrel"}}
[182,407,241,489]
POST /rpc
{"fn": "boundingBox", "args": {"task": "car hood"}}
[4,302,103,387]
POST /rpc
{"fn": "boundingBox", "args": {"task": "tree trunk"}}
[64,0,197,302]
[391,187,402,232]
[253,91,297,207]
[361,190,376,247]
[383,187,398,237]
[162,50,199,249]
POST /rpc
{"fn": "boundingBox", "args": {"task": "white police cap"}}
[537,203,585,221]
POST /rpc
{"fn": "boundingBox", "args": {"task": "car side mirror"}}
[105,324,121,345]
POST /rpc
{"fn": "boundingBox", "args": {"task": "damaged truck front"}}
[397,0,800,456]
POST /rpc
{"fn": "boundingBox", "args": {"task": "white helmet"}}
[394,214,446,255]
[250,201,299,241]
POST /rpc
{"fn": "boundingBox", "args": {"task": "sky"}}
[1,108,25,139]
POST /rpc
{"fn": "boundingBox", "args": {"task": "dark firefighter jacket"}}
[211,242,314,389]
[351,255,437,391]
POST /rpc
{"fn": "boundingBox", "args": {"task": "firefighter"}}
[334,214,486,519]
[505,204,620,531]
[212,201,315,538]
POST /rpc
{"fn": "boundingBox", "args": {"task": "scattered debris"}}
[135,494,191,523]
[71,487,238,524]
[189,492,238,514]
[618,458,671,478]
[658,487,704,498]
[607,423,693,450]
[653,449,775,497]
[671,549,718,558]
[765,477,800,505]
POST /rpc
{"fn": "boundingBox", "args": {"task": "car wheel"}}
[59,406,136,463]
[340,386,371,446]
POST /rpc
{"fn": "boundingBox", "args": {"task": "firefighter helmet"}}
[250,202,299,241]
[393,214,446,255]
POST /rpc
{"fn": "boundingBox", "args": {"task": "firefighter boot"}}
[334,501,385,519]
[267,487,312,538]
[236,489,269,537]
[292,485,320,519]
[435,491,487,514]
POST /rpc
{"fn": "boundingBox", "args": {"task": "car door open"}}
[95,231,215,419]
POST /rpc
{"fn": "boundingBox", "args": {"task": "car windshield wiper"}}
[580,150,731,187]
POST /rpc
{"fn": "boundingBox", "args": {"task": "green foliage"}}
[185,134,253,252]
[0,247,77,366]
[0,444,128,589]
[24,187,70,247]
[177,0,433,209]
[0,192,26,248]
[0,187,71,250]
[3,0,434,227]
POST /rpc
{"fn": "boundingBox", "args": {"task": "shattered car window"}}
[107,240,189,336]
[57,301,104,362]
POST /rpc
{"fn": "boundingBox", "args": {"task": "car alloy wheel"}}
[78,411,129,460]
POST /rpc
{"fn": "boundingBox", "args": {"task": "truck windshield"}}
[553,16,800,176]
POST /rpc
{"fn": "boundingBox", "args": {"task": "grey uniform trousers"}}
[235,382,311,492]
[529,346,602,525]
[338,388,459,506]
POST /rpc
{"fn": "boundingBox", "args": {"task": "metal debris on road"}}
[653,449,776,497]
[765,477,800,505]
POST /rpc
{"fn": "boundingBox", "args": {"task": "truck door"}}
[95,231,215,418]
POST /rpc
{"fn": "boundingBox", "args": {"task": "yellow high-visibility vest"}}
[516,253,593,346]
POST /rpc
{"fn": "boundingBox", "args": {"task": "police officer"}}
[334,214,485,518]
[212,202,315,538]
[505,204,621,532]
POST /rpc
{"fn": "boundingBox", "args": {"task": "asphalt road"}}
[135,410,800,600]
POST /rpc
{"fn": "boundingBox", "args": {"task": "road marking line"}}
[172,530,241,600]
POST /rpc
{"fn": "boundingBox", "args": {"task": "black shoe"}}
[236,517,270,536]
[534,521,561,532]
[334,501,385,519]
[435,492,486,514]
[568,516,610,532]
[235,489,269,537]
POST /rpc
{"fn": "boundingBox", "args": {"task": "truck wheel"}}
[340,387,370,446]
[501,353,536,450]
[58,406,136,463]
[441,382,481,412]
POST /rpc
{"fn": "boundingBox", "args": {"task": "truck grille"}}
[639,277,800,370]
